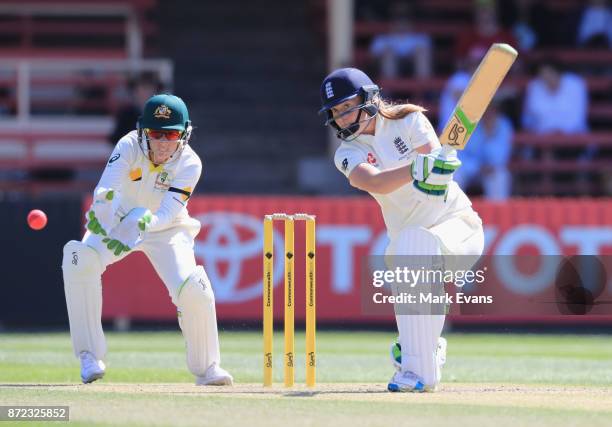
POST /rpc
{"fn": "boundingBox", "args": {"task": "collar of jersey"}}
[149,162,164,173]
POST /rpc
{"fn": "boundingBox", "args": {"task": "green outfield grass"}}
[1,331,611,426]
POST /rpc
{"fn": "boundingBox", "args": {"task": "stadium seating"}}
[353,0,612,196]
[0,0,166,189]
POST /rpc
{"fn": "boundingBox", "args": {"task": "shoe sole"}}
[196,376,233,386]
[81,372,105,384]
[387,382,425,393]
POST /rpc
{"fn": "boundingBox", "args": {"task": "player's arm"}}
[348,143,434,194]
[345,111,460,195]
[86,137,135,236]
[101,159,201,256]
[95,137,134,196]
[147,160,202,232]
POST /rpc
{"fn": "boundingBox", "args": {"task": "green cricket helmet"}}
[140,94,190,131]
[137,94,193,164]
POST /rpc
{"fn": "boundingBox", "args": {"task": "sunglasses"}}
[145,129,182,141]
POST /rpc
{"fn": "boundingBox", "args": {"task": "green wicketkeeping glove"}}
[85,189,115,235]
[104,208,153,256]
[101,237,131,256]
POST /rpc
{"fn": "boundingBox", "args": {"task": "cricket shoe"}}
[80,351,105,384]
[436,337,447,368]
[195,363,234,386]
[387,370,425,393]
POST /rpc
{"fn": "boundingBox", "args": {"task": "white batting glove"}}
[411,148,461,196]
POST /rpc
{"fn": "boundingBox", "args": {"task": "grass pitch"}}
[1,331,611,426]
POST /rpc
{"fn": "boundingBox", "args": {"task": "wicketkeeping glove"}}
[85,189,115,236]
[103,207,153,256]
[411,147,461,196]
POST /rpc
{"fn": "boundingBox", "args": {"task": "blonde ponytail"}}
[378,98,426,120]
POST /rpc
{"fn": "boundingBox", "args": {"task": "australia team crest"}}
[153,105,172,119]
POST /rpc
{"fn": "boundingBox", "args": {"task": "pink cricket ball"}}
[27,209,48,230]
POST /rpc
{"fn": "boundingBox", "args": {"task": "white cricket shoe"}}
[429,336,448,391]
[436,337,447,368]
[79,351,105,384]
[387,370,425,393]
[195,363,233,386]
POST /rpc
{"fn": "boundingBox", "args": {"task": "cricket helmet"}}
[137,94,193,164]
[319,68,379,140]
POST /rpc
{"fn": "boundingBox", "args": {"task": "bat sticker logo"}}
[448,121,465,146]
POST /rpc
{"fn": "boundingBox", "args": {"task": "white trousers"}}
[83,225,198,305]
[387,209,485,387]
[63,223,221,377]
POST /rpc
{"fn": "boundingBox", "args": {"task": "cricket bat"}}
[439,43,518,151]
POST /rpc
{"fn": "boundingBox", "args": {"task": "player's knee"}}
[394,226,442,256]
[176,266,214,310]
[62,240,103,279]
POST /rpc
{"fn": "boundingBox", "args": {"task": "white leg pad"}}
[392,227,446,389]
[62,240,106,360]
[396,313,445,389]
[177,266,221,377]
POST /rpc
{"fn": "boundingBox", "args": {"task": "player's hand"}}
[85,189,115,236]
[105,207,153,255]
[411,147,461,196]
[101,237,131,256]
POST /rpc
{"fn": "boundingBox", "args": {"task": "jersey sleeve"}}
[404,111,440,150]
[94,133,137,197]
[333,144,369,179]
[148,156,202,232]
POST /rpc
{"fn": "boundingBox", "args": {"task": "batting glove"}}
[411,148,461,196]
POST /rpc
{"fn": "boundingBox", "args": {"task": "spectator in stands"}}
[369,2,432,79]
[577,0,612,48]
[438,71,469,133]
[522,60,594,168]
[499,0,572,49]
[522,61,588,134]
[506,0,538,51]
[74,71,108,116]
[455,0,517,63]
[109,72,162,146]
[355,0,389,21]
[454,100,514,200]
[438,52,482,133]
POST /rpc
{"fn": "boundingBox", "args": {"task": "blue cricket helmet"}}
[319,68,380,140]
